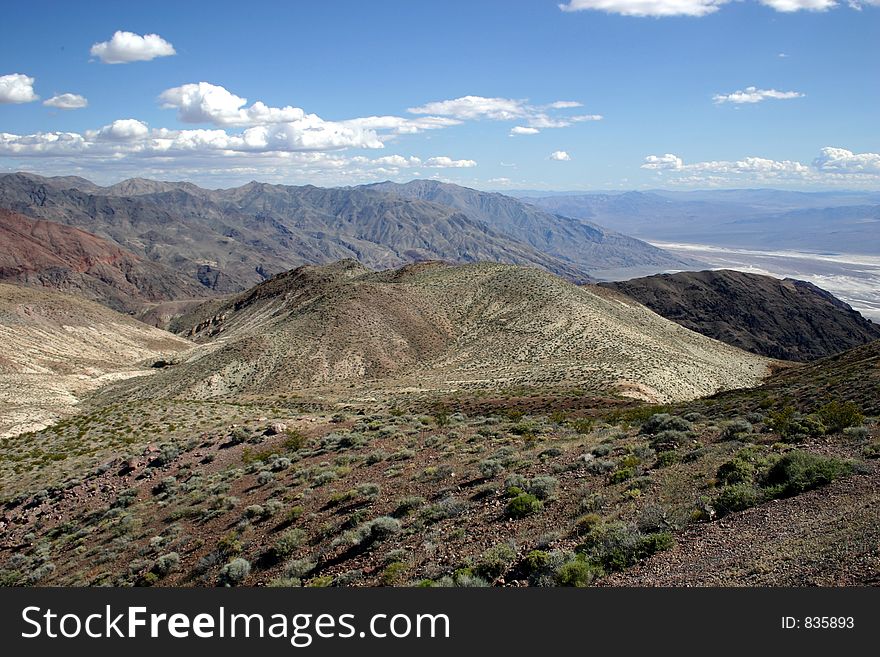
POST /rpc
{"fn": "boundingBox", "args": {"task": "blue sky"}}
[1,0,878,190]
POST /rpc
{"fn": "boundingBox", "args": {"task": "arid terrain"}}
[0,259,876,588]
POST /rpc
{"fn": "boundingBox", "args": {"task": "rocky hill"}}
[117,260,774,404]
[0,209,208,315]
[601,270,880,361]
[0,283,191,437]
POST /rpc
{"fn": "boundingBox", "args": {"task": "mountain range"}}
[0,173,693,314]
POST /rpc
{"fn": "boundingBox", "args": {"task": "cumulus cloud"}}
[43,93,88,110]
[424,156,477,168]
[713,86,804,104]
[0,74,38,104]
[642,153,683,170]
[559,0,729,17]
[641,148,880,186]
[159,82,305,126]
[813,147,880,173]
[90,31,176,64]
[408,95,601,133]
[89,119,150,142]
[757,0,836,10]
[550,150,572,161]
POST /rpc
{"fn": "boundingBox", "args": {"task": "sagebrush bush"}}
[505,493,543,519]
[154,552,180,576]
[720,419,753,442]
[475,542,517,580]
[555,555,601,587]
[817,401,864,434]
[218,558,251,586]
[640,413,692,435]
[764,451,852,497]
[272,528,306,559]
[715,484,765,517]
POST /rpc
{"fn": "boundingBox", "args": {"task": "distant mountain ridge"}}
[601,269,880,361]
[0,173,694,297]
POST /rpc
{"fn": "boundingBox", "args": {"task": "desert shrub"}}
[637,504,676,534]
[420,497,467,523]
[281,506,304,525]
[272,529,306,559]
[714,484,765,517]
[716,458,756,486]
[764,451,852,497]
[285,558,317,579]
[585,458,615,475]
[844,426,870,441]
[768,407,826,440]
[228,427,251,445]
[640,413,692,435]
[154,552,180,577]
[243,504,267,519]
[478,459,504,479]
[609,467,635,484]
[526,475,558,500]
[381,561,408,586]
[578,522,673,571]
[648,430,687,452]
[655,451,680,468]
[256,471,275,486]
[152,477,178,496]
[720,419,753,442]
[475,542,517,581]
[570,418,595,435]
[281,429,306,452]
[862,441,880,459]
[504,473,528,490]
[505,493,543,519]
[393,496,425,516]
[433,572,491,588]
[555,555,601,587]
[591,444,612,457]
[817,401,864,434]
[356,481,380,497]
[574,513,601,536]
[218,558,251,587]
[336,516,401,548]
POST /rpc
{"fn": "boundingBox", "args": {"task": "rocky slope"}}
[0,283,191,437]
[601,270,880,361]
[116,260,774,403]
[0,209,209,315]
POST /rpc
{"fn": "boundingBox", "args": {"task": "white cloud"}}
[0,74,38,104]
[559,0,729,17]
[159,82,304,126]
[550,150,572,161]
[424,156,477,168]
[642,153,683,170]
[757,0,836,11]
[813,146,880,173]
[408,95,601,134]
[90,31,176,64]
[342,115,461,135]
[90,119,151,142]
[510,126,540,136]
[641,148,880,187]
[713,86,804,104]
[408,95,528,121]
[43,93,88,110]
